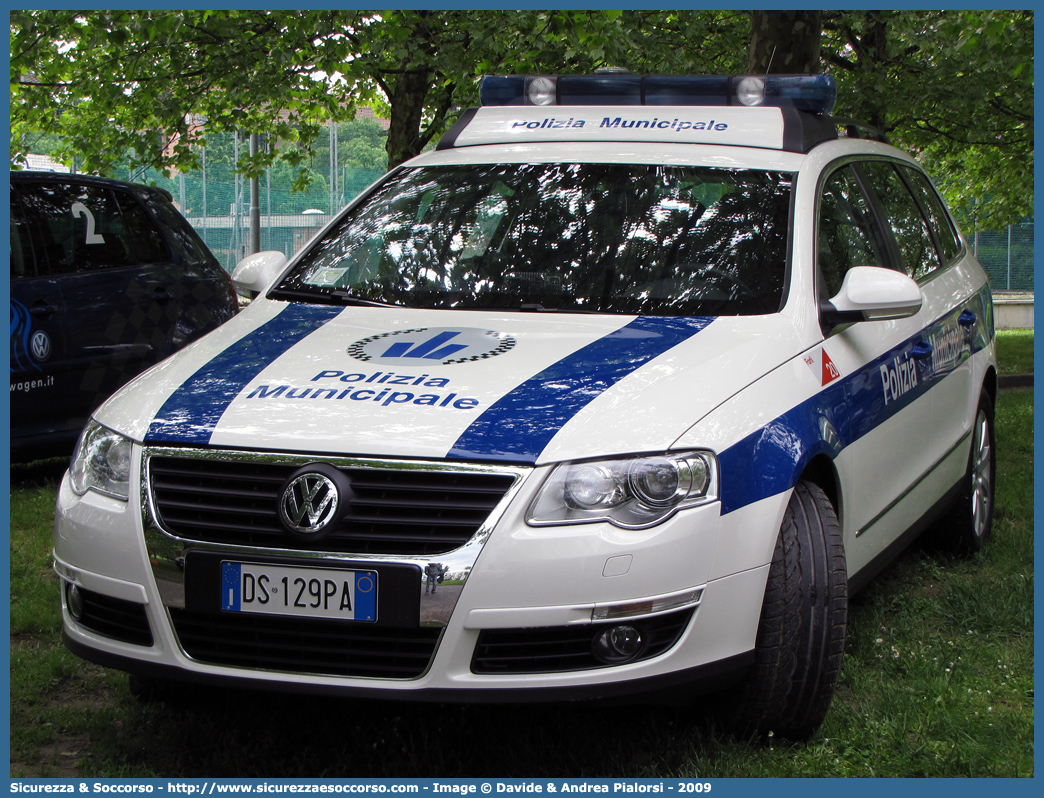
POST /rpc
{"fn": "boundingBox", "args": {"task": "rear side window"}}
[145,194,215,267]
[114,191,170,264]
[897,165,961,263]
[10,187,38,279]
[817,166,890,297]
[857,161,940,281]
[17,181,169,274]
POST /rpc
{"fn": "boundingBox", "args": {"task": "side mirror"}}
[231,251,288,298]
[821,266,923,328]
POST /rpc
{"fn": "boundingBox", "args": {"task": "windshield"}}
[277,163,794,316]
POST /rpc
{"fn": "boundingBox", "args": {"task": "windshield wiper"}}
[492,303,602,314]
[267,286,398,308]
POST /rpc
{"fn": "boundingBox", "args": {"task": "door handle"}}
[29,302,57,319]
[145,284,173,303]
[911,339,934,360]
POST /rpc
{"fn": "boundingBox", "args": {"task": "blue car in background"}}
[10,171,239,459]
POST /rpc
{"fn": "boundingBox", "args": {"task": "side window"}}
[858,161,941,281]
[897,165,961,263]
[114,191,170,265]
[10,187,38,279]
[816,165,889,297]
[143,194,210,267]
[18,181,136,274]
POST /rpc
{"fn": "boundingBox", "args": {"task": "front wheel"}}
[730,480,847,740]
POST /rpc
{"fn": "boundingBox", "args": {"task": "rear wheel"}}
[936,390,996,556]
[731,480,847,740]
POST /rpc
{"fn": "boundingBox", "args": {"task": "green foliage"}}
[823,10,1033,229]
[8,10,747,174]
[339,119,388,169]
[11,10,358,180]
[10,10,1032,221]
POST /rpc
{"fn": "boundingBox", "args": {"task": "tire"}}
[731,481,847,740]
[936,390,996,556]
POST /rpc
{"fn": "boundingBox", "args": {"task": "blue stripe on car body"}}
[718,287,993,515]
[145,304,344,445]
[140,285,990,509]
[447,316,715,463]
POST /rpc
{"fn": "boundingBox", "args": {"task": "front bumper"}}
[54,447,780,700]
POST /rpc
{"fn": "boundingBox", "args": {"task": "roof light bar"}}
[479,74,837,115]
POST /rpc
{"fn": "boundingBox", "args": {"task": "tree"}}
[822,10,1033,229]
[11,11,351,186]
[749,10,823,74]
[11,10,1031,227]
[9,10,736,175]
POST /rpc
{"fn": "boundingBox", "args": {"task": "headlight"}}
[527,451,718,529]
[69,421,133,501]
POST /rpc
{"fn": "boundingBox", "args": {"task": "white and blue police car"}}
[54,74,996,739]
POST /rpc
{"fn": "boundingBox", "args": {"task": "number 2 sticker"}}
[71,202,105,245]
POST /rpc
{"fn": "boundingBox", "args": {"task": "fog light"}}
[592,625,644,664]
[67,583,84,621]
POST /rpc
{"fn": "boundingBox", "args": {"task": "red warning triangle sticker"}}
[821,350,841,386]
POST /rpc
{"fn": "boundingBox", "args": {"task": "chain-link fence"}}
[972,223,1034,295]
[154,166,386,272]
[127,125,388,272]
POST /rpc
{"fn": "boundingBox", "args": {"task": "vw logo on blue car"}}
[30,331,52,363]
[348,327,516,366]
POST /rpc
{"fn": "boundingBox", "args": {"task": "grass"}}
[9,390,1033,778]
[10,480,64,637]
[995,328,1033,374]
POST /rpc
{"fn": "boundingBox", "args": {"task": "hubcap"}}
[970,408,992,539]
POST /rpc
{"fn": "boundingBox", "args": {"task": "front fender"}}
[717,396,845,517]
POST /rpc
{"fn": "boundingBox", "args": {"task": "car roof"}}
[10,170,173,202]
[408,140,807,173]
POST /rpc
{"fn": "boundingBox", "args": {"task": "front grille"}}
[472,608,695,674]
[169,609,442,678]
[149,455,517,555]
[72,587,153,646]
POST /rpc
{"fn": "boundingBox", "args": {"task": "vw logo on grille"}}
[279,472,340,536]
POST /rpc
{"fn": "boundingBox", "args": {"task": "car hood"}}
[96,299,803,465]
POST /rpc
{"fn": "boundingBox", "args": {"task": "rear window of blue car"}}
[15,180,170,274]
